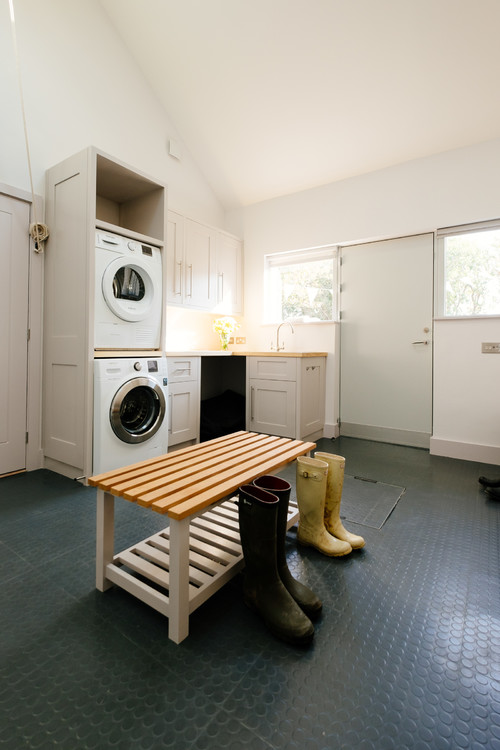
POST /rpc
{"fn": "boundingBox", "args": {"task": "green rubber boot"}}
[253,475,322,619]
[238,484,314,645]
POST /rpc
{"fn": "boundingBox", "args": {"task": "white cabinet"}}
[167,210,242,313]
[43,147,167,480]
[166,211,216,309]
[167,356,200,447]
[247,356,326,441]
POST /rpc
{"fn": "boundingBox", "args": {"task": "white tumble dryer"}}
[93,357,169,475]
[94,230,163,349]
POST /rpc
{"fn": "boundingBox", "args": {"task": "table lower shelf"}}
[105,497,299,631]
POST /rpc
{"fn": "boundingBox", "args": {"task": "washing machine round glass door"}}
[102,258,157,323]
[110,377,166,444]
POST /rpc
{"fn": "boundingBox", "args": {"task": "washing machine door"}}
[102,257,157,323]
[110,377,166,444]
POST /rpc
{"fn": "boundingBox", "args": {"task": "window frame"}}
[264,245,338,324]
[435,218,500,319]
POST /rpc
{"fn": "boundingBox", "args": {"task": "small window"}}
[436,221,500,317]
[265,246,337,323]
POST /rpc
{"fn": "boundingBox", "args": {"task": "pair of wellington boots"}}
[296,452,365,557]
[238,475,322,645]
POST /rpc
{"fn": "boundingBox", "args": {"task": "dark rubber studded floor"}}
[1,436,500,749]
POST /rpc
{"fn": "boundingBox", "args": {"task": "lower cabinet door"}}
[248,379,296,438]
[168,381,199,446]
[300,359,326,438]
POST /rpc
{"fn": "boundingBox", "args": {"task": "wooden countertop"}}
[233,351,327,357]
[94,350,328,358]
[165,351,327,358]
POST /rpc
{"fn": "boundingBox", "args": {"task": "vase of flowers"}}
[213,317,239,351]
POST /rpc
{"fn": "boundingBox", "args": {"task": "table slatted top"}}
[88,431,315,520]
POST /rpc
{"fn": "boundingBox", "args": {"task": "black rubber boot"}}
[485,486,500,500]
[238,484,314,646]
[479,476,500,488]
[253,475,323,620]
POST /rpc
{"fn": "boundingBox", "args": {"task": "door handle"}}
[412,340,429,345]
[175,261,182,295]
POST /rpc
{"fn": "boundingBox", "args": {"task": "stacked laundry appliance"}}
[93,230,168,475]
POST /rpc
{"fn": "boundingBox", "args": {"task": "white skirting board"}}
[430,438,500,466]
[339,422,430,450]
[323,422,340,440]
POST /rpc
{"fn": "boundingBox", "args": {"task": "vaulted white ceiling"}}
[99,0,500,210]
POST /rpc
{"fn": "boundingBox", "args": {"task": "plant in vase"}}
[213,317,239,351]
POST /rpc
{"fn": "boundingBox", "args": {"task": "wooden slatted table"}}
[88,431,315,643]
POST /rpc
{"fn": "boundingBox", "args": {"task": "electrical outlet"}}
[482,342,500,353]
[236,337,246,344]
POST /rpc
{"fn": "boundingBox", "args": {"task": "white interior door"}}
[0,194,30,474]
[340,234,433,448]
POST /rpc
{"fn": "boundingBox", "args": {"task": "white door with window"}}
[339,234,433,448]
[0,194,30,475]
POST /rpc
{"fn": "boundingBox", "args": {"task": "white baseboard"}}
[44,456,86,482]
[323,422,340,439]
[430,437,500,466]
[339,422,430,449]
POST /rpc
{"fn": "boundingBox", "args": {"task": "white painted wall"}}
[227,140,500,463]
[432,318,500,464]
[1,0,224,226]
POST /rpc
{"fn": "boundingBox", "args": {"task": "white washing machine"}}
[95,230,163,349]
[93,357,169,475]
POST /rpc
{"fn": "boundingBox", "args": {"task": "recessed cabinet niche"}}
[43,146,168,481]
[95,154,165,240]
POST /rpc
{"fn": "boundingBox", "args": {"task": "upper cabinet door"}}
[166,210,185,304]
[184,219,217,309]
[215,232,243,315]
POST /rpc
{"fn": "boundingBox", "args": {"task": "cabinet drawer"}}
[167,356,200,383]
[248,357,297,381]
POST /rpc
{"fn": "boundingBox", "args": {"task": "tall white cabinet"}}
[43,147,167,480]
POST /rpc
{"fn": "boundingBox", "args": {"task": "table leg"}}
[96,489,114,591]
[167,516,191,643]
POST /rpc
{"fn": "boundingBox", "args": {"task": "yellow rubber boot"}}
[296,456,352,557]
[315,451,365,549]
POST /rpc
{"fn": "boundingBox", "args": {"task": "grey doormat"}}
[340,475,406,529]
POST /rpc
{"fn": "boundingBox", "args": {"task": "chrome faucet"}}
[271,320,295,351]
